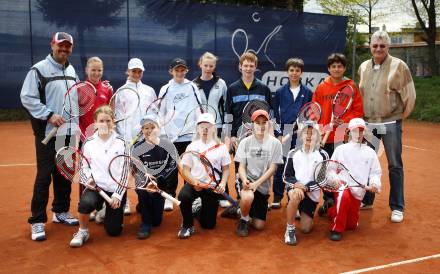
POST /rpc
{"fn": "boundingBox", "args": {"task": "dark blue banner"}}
[0,0,347,108]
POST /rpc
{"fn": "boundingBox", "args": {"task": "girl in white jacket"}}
[70,105,128,247]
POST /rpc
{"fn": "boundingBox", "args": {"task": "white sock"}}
[241,215,250,222]
[287,223,295,231]
[79,228,89,233]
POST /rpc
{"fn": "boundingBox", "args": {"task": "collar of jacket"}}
[193,72,220,88]
[47,54,70,70]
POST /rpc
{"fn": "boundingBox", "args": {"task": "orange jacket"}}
[312,77,364,144]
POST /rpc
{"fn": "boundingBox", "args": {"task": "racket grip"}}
[41,127,58,145]
[159,191,181,206]
[97,189,113,204]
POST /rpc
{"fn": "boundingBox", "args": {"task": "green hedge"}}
[410,76,440,123]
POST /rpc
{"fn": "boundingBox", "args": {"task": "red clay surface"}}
[0,121,439,273]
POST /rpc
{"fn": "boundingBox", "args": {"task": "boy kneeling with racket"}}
[130,114,179,239]
[177,113,231,239]
[70,106,128,247]
[283,121,329,245]
[235,110,283,237]
[326,118,381,241]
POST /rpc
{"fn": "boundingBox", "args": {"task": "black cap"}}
[169,58,188,70]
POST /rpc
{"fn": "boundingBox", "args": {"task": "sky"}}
[304,0,418,33]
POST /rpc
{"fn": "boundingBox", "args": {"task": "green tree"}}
[411,0,438,75]
[318,0,371,78]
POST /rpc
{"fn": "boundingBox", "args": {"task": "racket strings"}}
[110,88,140,121]
[315,161,342,191]
[298,104,321,123]
[242,100,269,125]
[65,83,96,116]
[333,87,354,117]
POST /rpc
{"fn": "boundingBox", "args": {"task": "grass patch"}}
[0,108,29,121]
[410,76,440,123]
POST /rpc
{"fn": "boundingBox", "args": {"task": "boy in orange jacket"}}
[312,53,364,216]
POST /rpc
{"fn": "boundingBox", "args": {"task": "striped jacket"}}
[358,54,416,123]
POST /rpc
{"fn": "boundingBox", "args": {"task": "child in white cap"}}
[327,118,382,241]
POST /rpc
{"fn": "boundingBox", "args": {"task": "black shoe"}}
[221,205,240,219]
[137,223,151,240]
[329,231,342,241]
[318,198,334,217]
[236,219,249,237]
[270,196,282,209]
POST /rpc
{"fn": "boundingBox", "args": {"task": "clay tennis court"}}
[0,120,439,273]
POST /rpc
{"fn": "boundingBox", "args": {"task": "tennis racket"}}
[175,103,218,139]
[281,102,322,144]
[178,150,238,206]
[129,96,177,146]
[231,99,271,153]
[108,154,181,206]
[313,159,375,192]
[321,85,355,146]
[42,81,97,145]
[55,146,112,203]
[283,148,328,190]
[109,85,140,124]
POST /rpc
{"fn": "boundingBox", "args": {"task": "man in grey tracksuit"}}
[21,32,79,241]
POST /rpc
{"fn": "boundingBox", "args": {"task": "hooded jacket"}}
[312,77,364,144]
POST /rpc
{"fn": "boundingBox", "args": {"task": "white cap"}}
[348,118,366,130]
[140,114,159,126]
[128,58,145,71]
[197,113,215,125]
[299,120,320,134]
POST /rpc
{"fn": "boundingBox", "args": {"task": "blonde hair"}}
[198,52,218,66]
[93,105,114,121]
[86,56,103,68]
[239,51,258,66]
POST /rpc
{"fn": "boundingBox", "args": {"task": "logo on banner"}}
[262,71,327,93]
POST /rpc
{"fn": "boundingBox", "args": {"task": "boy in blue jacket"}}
[271,58,313,209]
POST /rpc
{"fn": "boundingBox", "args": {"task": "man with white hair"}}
[357,30,416,223]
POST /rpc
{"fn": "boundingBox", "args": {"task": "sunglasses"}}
[372,44,386,49]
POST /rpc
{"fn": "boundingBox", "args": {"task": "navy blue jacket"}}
[272,83,313,138]
[225,78,272,137]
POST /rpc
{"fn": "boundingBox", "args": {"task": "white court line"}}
[403,144,430,151]
[0,163,35,167]
[340,253,440,274]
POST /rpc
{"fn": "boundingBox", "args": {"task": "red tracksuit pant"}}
[327,189,361,233]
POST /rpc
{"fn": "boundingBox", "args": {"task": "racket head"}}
[177,104,217,138]
[242,100,270,129]
[55,146,90,183]
[146,97,175,127]
[110,86,140,122]
[297,102,322,124]
[314,159,355,192]
[179,151,217,188]
[332,85,354,118]
[64,81,97,117]
[108,154,152,190]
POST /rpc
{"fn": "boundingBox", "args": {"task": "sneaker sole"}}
[70,237,89,247]
[53,219,79,226]
[32,235,46,241]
